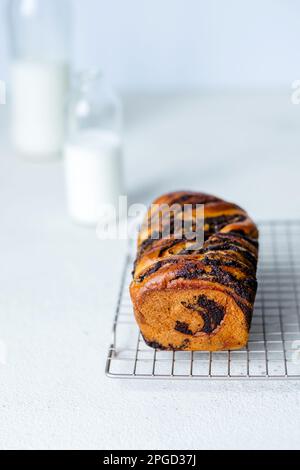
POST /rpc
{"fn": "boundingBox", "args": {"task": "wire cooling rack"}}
[106,221,300,380]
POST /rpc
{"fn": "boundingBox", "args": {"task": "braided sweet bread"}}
[130,191,259,351]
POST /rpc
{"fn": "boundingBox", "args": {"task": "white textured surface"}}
[0,93,300,450]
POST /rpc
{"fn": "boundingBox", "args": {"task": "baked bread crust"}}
[130,191,259,351]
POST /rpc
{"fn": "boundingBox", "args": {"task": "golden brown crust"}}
[130,191,259,351]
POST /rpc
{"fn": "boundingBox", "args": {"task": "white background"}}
[1,0,300,91]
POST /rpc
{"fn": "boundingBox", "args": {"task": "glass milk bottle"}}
[64,70,124,226]
[8,0,71,160]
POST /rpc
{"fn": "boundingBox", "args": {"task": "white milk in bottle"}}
[64,130,123,226]
[8,0,72,160]
[11,60,69,160]
[64,70,124,226]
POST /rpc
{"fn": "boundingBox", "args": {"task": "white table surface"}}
[0,92,300,450]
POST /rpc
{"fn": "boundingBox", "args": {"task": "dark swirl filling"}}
[181,295,226,334]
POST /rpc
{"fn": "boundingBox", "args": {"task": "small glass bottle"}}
[64,70,124,226]
[8,0,72,160]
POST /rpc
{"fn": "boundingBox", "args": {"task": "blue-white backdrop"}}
[1,0,300,91]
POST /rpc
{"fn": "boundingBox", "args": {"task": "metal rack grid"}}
[106,221,300,380]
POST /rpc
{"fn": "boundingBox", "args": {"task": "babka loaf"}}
[130,191,259,351]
